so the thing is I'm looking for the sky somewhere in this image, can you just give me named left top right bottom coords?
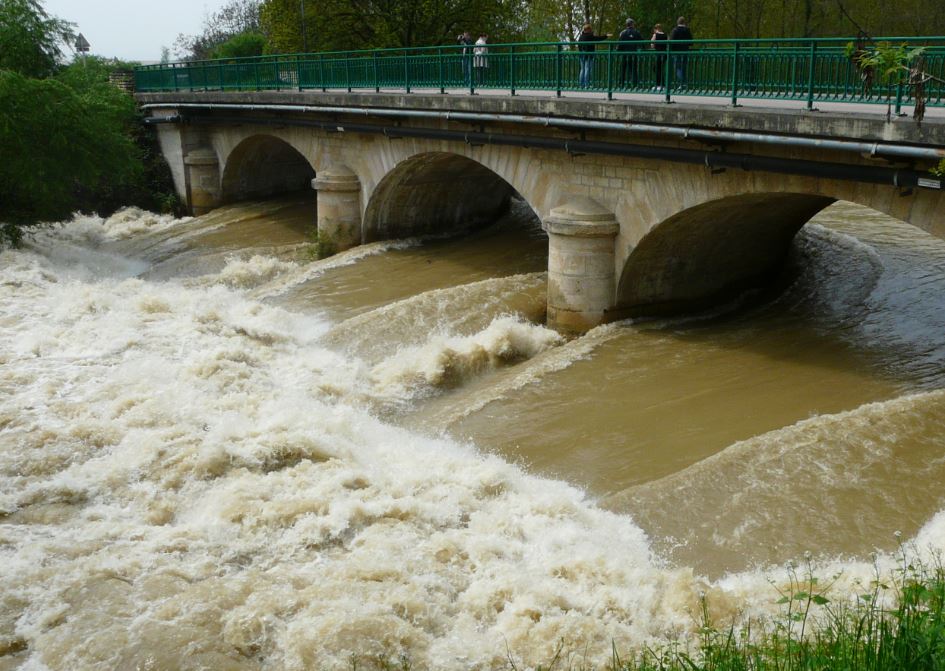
left=43, top=0, right=231, bottom=63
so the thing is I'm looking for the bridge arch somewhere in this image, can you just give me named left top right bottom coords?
left=362, top=152, right=535, bottom=242
left=220, top=134, right=316, bottom=203
left=616, top=192, right=836, bottom=317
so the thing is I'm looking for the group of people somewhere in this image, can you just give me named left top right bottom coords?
left=457, top=31, right=490, bottom=85
left=578, top=17, right=693, bottom=89
left=455, top=17, right=694, bottom=91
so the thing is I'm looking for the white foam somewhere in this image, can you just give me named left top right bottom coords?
left=3, top=207, right=945, bottom=669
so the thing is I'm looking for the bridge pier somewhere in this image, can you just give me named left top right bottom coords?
left=183, top=148, right=222, bottom=216
left=545, top=198, right=620, bottom=333
left=312, top=166, right=362, bottom=253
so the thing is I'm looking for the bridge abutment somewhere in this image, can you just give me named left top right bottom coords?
left=312, top=166, right=363, bottom=253
left=183, top=148, right=221, bottom=216
left=545, top=198, right=620, bottom=333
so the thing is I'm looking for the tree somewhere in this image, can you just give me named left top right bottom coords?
left=0, top=0, right=73, bottom=77
left=260, top=0, right=521, bottom=53
left=0, top=62, right=143, bottom=245
left=208, top=31, right=267, bottom=59
left=174, top=0, right=262, bottom=60
left=0, top=0, right=178, bottom=247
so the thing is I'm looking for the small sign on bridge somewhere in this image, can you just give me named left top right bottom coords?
left=74, top=33, right=90, bottom=53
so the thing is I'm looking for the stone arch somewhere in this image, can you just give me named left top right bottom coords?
left=615, top=192, right=836, bottom=317
left=220, top=134, right=316, bottom=202
left=361, top=152, right=536, bottom=242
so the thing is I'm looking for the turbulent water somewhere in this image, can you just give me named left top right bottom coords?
left=3, top=196, right=945, bottom=669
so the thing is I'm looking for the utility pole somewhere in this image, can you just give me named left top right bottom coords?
left=300, top=0, right=308, bottom=52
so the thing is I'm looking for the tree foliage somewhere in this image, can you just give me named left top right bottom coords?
left=260, top=0, right=521, bottom=53
left=174, top=0, right=262, bottom=60
left=0, top=0, right=73, bottom=77
left=0, top=0, right=178, bottom=247
left=208, top=31, right=267, bottom=59
left=0, top=63, right=143, bottom=244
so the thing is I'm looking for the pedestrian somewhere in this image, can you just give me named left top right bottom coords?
left=474, top=33, right=489, bottom=86
left=669, top=17, right=693, bottom=87
left=577, top=23, right=611, bottom=89
left=617, top=18, right=643, bottom=88
left=651, top=23, right=667, bottom=90
left=457, top=31, right=474, bottom=85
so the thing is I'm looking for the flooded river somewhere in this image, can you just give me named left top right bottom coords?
left=2, top=194, right=945, bottom=669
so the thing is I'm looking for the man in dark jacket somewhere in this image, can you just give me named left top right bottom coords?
left=457, top=31, right=474, bottom=85
left=577, top=23, right=611, bottom=88
left=617, top=18, right=643, bottom=88
left=669, top=17, right=693, bottom=86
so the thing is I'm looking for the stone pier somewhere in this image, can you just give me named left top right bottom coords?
left=183, top=148, right=221, bottom=216
left=312, top=166, right=362, bottom=252
left=545, top=198, right=619, bottom=333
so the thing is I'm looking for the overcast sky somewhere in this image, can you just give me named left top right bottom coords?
left=44, top=0, right=231, bottom=62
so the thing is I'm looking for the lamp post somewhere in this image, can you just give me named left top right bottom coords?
left=300, top=0, right=308, bottom=52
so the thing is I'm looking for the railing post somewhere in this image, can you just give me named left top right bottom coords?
left=510, top=45, right=516, bottom=95
left=606, top=41, right=614, bottom=100
left=805, top=40, right=817, bottom=110
left=730, top=41, right=740, bottom=106
left=374, top=51, right=380, bottom=92
left=297, top=56, right=303, bottom=91
left=254, top=61, right=260, bottom=91
left=664, top=48, right=672, bottom=102
left=346, top=54, right=351, bottom=92
left=404, top=49, right=411, bottom=93
left=556, top=43, right=563, bottom=97
left=320, top=54, right=326, bottom=91
left=438, top=47, right=445, bottom=94
left=218, top=63, right=224, bottom=91
left=894, top=75, right=905, bottom=115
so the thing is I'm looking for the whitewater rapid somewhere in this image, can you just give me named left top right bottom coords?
left=2, top=205, right=944, bottom=670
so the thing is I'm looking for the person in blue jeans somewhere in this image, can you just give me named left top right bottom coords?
left=669, top=17, right=693, bottom=86
left=577, top=23, right=611, bottom=88
left=457, top=31, right=474, bottom=85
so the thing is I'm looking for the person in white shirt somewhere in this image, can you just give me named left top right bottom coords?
left=473, top=34, right=489, bottom=86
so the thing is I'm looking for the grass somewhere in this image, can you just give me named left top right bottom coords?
left=522, top=542, right=945, bottom=671
left=302, top=226, right=337, bottom=260
left=343, top=541, right=945, bottom=671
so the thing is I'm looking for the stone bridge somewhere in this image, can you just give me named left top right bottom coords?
left=137, top=90, right=945, bottom=331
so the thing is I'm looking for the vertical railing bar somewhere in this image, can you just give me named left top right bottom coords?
left=510, top=45, right=516, bottom=95
left=438, top=47, right=445, bottom=94
left=556, top=43, right=563, bottom=97
left=730, top=41, right=740, bottom=105
left=806, top=40, right=817, bottom=110
left=606, top=41, right=614, bottom=100
left=374, top=51, right=380, bottom=93
left=345, top=54, right=351, bottom=92
left=404, top=49, right=411, bottom=93
left=894, top=72, right=905, bottom=115
left=664, top=46, right=672, bottom=102
left=320, top=54, right=326, bottom=91
left=296, top=55, right=303, bottom=91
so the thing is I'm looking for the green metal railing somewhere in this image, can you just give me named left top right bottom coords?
left=135, top=37, right=945, bottom=111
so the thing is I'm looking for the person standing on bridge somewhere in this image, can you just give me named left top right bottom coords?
left=617, top=18, right=643, bottom=88
left=457, top=31, right=474, bottom=86
left=669, top=17, right=693, bottom=87
left=474, top=33, right=489, bottom=86
left=651, top=23, right=668, bottom=90
left=578, top=23, right=612, bottom=89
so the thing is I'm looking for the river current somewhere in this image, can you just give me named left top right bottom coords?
left=2, top=196, right=945, bottom=669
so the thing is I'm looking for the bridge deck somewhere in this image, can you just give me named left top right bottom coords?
left=137, top=88, right=945, bottom=148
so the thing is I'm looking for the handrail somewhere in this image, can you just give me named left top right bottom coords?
left=134, top=36, right=945, bottom=110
